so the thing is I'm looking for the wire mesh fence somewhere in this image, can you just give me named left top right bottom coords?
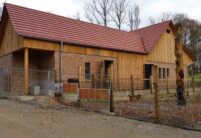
left=0, top=68, right=55, bottom=96
left=112, top=78, right=201, bottom=131
left=54, top=73, right=112, bottom=111
left=0, top=69, right=200, bottom=130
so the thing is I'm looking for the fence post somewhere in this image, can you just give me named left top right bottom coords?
left=24, top=48, right=29, bottom=95
left=94, top=74, right=97, bottom=89
left=100, top=67, right=104, bottom=88
left=109, top=83, right=114, bottom=112
left=192, top=77, right=195, bottom=92
left=153, top=65, right=160, bottom=122
left=150, top=75, right=153, bottom=94
left=166, top=76, right=169, bottom=94
left=92, top=75, right=95, bottom=88
left=131, top=75, right=134, bottom=95
left=154, top=83, right=160, bottom=122
left=78, top=65, right=82, bottom=87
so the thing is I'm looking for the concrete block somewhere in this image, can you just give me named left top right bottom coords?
left=63, top=93, right=78, bottom=102
left=17, top=96, right=34, bottom=102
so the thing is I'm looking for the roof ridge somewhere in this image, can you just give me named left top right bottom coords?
left=4, top=3, right=129, bottom=34
left=130, top=20, right=172, bottom=33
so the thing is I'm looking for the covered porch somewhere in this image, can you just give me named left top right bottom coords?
left=11, top=48, right=55, bottom=95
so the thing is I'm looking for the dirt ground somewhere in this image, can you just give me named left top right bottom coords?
left=0, top=99, right=200, bottom=138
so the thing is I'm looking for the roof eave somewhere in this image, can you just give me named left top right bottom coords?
left=0, top=3, right=9, bottom=45
left=21, top=35, right=148, bottom=55
left=183, top=45, right=196, bottom=61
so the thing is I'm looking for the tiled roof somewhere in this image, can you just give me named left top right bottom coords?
left=2, top=3, right=188, bottom=57
left=4, top=3, right=146, bottom=54
left=130, top=20, right=174, bottom=52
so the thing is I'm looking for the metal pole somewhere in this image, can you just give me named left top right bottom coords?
left=60, top=41, right=63, bottom=83
left=109, top=82, right=114, bottom=112
left=131, top=75, right=134, bottom=95
left=192, top=77, right=195, bottom=92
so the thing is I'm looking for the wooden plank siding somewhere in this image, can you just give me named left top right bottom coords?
left=147, top=26, right=176, bottom=63
left=23, top=37, right=147, bottom=79
left=0, top=18, right=23, bottom=57
left=183, top=50, right=194, bottom=65
left=147, top=26, right=193, bottom=66
left=0, top=18, right=194, bottom=80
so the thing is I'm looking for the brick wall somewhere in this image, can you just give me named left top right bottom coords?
left=55, top=52, right=117, bottom=82
left=0, top=54, right=12, bottom=69
left=11, top=50, right=55, bottom=95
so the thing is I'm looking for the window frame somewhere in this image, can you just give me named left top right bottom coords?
left=159, top=68, right=162, bottom=79
left=163, top=68, right=166, bottom=79
left=85, top=62, right=91, bottom=80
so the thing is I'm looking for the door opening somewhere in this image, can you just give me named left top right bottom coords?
left=144, top=64, right=152, bottom=89
left=104, top=60, right=113, bottom=80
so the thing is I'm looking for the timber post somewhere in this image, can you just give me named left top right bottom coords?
left=24, top=48, right=29, bottom=95
left=78, top=65, right=82, bottom=87
left=166, top=76, right=169, bottom=94
left=94, top=74, right=97, bottom=89
left=154, top=82, right=160, bottom=122
left=92, top=75, right=95, bottom=88
left=100, top=67, right=104, bottom=88
left=153, top=65, right=160, bottom=122
left=150, top=75, right=153, bottom=94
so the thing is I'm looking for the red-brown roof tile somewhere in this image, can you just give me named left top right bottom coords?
left=130, top=20, right=174, bottom=52
left=4, top=3, right=146, bottom=54
left=3, top=3, right=194, bottom=61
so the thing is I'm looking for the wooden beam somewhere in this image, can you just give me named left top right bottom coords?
left=24, top=48, right=29, bottom=95
left=150, top=75, right=153, bottom=94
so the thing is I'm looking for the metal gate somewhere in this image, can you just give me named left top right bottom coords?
left=0, top=68, right=4, bottom=96
left=0, top=68, right=55, bottom=97
left=0, top=68, right=12, bottom=97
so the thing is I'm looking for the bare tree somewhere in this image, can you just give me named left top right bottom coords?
left=84, top=0, right=114, bottom=27
left=172, top=13, right=190, bottom=46
left=148, top=12, right=172, bottom=25
left=110, top=0, right=129, bottom=30
left=148, top=16, right=156, bottom=25
left=127, top=4, right=140, bottom=31
left=173, top=13, right=201, bottom=55
left=188, top=20, right=201, bottom=55
left=173, top=13, right=201, bottom=70
left=72, top=11, right=81, bottom=20
left=159, top=12, right=172, bottom=22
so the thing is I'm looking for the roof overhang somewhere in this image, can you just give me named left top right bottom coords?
left=183, top=45, right=196, bottom=61
left=22, top=35, right=148, bottom=55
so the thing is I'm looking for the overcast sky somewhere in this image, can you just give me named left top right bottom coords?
left=1, top=0, right=201, bottom=27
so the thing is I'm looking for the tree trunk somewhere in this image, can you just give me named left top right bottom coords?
left=175, top=24, right=186, bottom=105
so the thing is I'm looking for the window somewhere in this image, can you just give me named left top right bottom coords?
left=167, top=68, right=169, bottom=77
left=166, top=29, right=170, bottom=33
left=85, top=63, right=90, bottom=80
left=159, top=68, right=162, bottom=79
left=163, top=68, right=166, bottom=79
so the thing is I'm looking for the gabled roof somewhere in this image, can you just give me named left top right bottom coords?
left=130, top=20, right=175, bottom=52
left=183, top=46, right=196, bottom=61
left=3, top=3, right=146, bottom=54
left=0, top=3, right=195, bottom=61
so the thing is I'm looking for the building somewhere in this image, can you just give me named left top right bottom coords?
left=0, top=3, right=195, bottom=95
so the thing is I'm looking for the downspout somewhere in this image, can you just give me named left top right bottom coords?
left=60, top=41, right=64, bottom=83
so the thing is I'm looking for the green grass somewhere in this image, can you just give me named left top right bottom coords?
left=189, top=73, right=201, bottom=87
left=190, top=73, right=201, bottom=79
